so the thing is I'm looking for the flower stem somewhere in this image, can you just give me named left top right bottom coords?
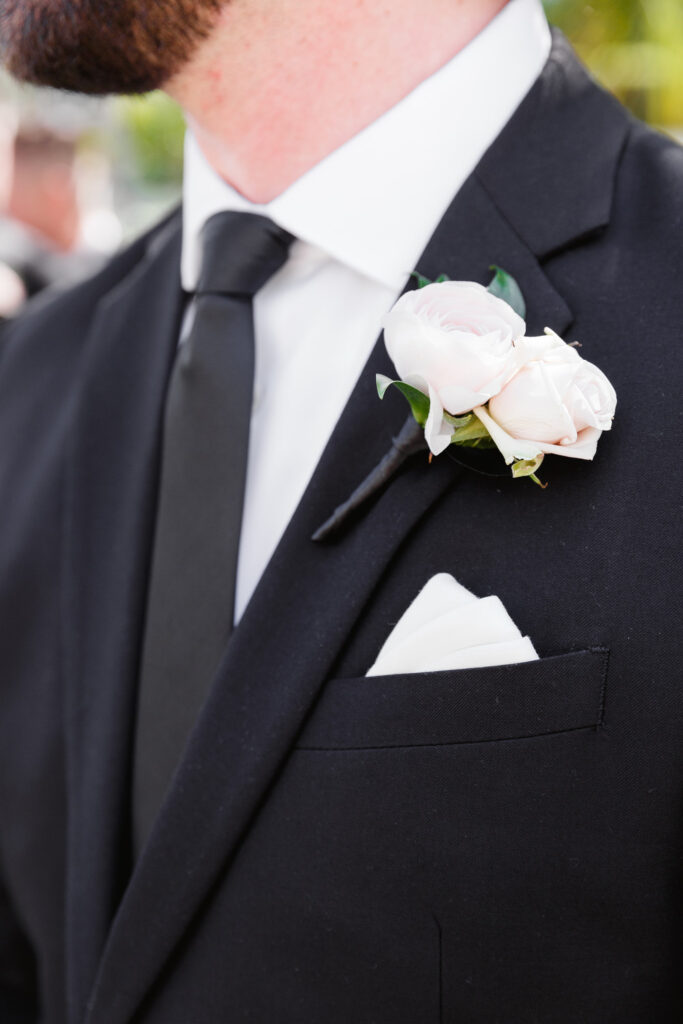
left=312, top=416, right=426, bottom=542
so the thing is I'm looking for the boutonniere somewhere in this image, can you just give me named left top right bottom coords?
left=313, top=268, right=616, bottom=541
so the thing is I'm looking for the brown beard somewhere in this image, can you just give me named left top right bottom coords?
left=0, top=0, right=223, bottom=95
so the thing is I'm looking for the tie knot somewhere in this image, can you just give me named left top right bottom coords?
left=197, top=211, right=293, bottom=296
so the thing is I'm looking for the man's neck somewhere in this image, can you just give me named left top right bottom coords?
left=166, top=0, right=509, bottom=203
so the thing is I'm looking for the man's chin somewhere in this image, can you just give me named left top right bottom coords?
left=0, top=0, right=222, bottom=96
left=2, top=52, right=167, bottom=97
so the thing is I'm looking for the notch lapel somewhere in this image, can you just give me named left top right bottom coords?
left=63, top=214, right=184, bottom=1023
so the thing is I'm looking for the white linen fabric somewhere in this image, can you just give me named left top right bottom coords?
left=367, top=574, right=538, bottom=676
left=181, top=0, right=552, bottom=623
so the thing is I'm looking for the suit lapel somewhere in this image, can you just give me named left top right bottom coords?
left=85, top=33, right=629, bottom=1024
left=63, top=214, right=184, bottom=1023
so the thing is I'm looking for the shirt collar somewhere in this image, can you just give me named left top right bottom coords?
left=182, top=0, right=551, bottom=293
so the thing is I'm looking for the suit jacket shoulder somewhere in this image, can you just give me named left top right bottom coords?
left=615, top=119, right=683, bottom=299
left=0, top=208, right=182, bottom=544
left=0, top=208, right=181, bottom=430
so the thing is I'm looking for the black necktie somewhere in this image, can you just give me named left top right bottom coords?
left=132, top=211, right=293, bottom=857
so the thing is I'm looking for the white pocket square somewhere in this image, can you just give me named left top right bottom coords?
left=367, top=573, right=538, bottom=676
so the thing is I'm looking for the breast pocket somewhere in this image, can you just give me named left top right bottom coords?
left=295, top=647, right=609, bottom=750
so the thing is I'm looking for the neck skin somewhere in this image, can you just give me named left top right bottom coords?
left=166, top=0, right=509, bottom=203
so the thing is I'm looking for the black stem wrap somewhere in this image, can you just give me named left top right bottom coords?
left=312, top=416, right=427, bottom=542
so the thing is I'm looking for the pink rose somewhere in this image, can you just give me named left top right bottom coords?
left=474, top=330, right=617, bottom=464
left=382, top=281, right=525, bottom=455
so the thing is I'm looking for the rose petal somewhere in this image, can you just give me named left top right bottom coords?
left=487, top=361, right=577, bottom=445
left=424, top=384, right=454, bottom=456
left=473, top=405, right=543, bottom=464
left=536, top=426, right=602, bottom=461
left=382, top=281, right=525, bottom=420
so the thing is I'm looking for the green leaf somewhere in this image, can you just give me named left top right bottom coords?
left=376, top=374, right=430, bottom=427
left=487, top=265, right=527, bottom=320
left=409, top=271, right=450, bottom=289
left=450, top=414, right=494, bottom=447
left=443, top=411, right=474, bottom=429
left=376, top=374, right=394, bottom=399
left=465, top=436, right=497, bottom=450
left=511, top=454, right=545, bottom=484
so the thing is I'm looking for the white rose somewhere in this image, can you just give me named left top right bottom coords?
left=474, top=329, right=617, bottom=464
left=382, top=281, right=525, bottom=455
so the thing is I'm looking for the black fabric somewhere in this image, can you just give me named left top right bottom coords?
left=132, top=212, right=292, bottom=858
left=295, top=648, right=609, bottom=749
left=0, top=876, right=38, bottom=1024
left=0, top=33, right=681, bottom=1024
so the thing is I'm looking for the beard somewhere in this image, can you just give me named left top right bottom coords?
left=0, top=0, right=223, bottom=95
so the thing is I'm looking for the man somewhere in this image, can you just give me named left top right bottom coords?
left=0, top=127, right=103, bottom=309
left=0, top=0, right=681, bottom=1021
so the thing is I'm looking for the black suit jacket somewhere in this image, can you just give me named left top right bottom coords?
left=0, top=34, right=681, bottom=1024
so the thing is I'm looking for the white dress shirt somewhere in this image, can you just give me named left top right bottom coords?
left=181, top=0, right=551, bottom=623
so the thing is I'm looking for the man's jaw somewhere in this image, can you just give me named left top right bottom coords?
left=0, top=0, right=223, bottom=95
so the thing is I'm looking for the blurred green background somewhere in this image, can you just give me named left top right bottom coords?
left=545, top=0, right=683, bottom=125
